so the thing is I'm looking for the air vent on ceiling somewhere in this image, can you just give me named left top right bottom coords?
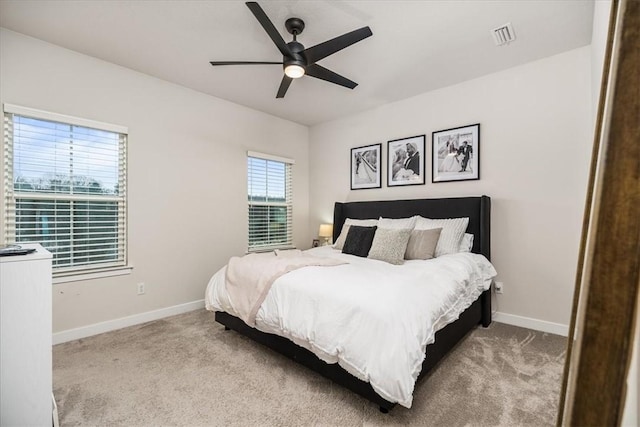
left=492, top=23, right=516, bottom=46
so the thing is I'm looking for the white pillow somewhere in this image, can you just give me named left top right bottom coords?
left=377, top=216, right=417, bottom=230
left=414, top=216, right=469, bottom=257
left=333, top=218, right=378, bottom=250
left=459, top=233, right=474, bottom=253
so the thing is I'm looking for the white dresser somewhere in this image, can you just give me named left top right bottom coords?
left=0, top=244, right=53, bottom=426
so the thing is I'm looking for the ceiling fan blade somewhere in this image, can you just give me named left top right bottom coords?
left=210, top=61, right=283, bottom=66
left=303, top=27, right=372, bottom=64
left=245, top=2, right=293, bottom=58
left=305, top=64, right=357, bottom=89
left=276, top=75, right=293, bottom=98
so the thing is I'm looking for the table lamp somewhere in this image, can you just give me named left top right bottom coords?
left=318, top=224, right=333, bottom=246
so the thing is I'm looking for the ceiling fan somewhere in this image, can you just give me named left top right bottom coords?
left=210, top=1, right=373, bottom=98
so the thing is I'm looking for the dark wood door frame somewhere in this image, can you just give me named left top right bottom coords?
left=558, top=0, right=640, bottom=425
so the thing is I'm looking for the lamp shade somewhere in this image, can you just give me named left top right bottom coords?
left=318, top=224, right=333, bottom=238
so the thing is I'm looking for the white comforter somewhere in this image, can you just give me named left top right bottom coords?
left=205, top=246, right=497, bottom=408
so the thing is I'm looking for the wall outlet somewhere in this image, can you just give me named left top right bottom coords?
left=137, top=282, right=145, bottom=295
left=494, top=281, right=504, bottom=294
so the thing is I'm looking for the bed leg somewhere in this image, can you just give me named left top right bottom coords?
left=224, top=326, right=230, bottom=331
left=481, top=289, right=492, bottom=327
left=379, top=406, right=389, bottom=414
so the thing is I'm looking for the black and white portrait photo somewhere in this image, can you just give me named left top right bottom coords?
left=350, top=143, right=381, bottom=190
left=387, top=135, right=425, bottom=187
left=432, top=124, right=480, bottom=183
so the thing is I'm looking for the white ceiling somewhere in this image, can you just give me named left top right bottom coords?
left=0, top=0, right=594, bottom=126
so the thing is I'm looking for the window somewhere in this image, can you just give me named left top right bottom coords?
left=3, top=104, right=127, bottom=276
left=247, top=151, right=293, bottom=251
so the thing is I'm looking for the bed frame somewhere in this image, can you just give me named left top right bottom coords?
left=215, top=195, right=492, bottom=412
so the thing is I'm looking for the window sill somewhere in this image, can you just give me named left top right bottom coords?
left=52, top=265, right=134, bottom=284
left=247, top=245, right=297, bottom=254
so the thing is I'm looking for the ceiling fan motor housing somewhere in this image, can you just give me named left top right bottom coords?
left=284, top=40, right=307, bottom=70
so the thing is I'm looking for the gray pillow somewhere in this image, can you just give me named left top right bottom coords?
left=368, top=228, right=412, bottom=265
left=405, top=228, right=442, bottom=260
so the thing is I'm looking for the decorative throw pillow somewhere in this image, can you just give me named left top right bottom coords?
left=414, top=216, right=469, bottom=257
left=405, top=228, right=442, bottom=260
left=342, top=225, right=377, bottom=258
left=368, top=228, right=413, bottom=265
left=333, top=218, right=378, bottom=250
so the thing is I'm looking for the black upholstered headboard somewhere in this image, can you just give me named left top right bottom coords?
left=333, top=196, right=491, bottom=260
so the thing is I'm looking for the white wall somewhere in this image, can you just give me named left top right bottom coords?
left=0, top=27, right=596, bottom=336
left=309, top=47, right=592, bottom=329
left=0, top=29, right=310, bottom=333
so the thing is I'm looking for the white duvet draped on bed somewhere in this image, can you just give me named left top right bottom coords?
left=205, top=245, right=497, bottom=408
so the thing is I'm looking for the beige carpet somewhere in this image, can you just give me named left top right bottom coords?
left=53, top=309, right=566, bottom=426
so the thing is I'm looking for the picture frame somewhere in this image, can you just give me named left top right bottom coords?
left=387, top=135, right=426, bottom=187
left=350, top=143, right=381, bottom=190
left=312, top=239, right=320, bottom=248
left=432, top=123, right=480, bottom=183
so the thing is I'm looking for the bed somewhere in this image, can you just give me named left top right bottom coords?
left=206, top=195, right=494, bottom=412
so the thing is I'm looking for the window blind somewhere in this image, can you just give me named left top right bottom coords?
left=247, top=154, right=293, bottom=251
left=3, top=108, right=127, bottom=273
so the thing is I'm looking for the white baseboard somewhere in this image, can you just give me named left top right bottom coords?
left=493, top=311, right=569, bottom=337
left=52, top=302, right=567, bottom=344
left=53, top=300, right=206, bottom=345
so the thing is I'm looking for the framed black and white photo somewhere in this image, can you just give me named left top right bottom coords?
left=387, top=135, right=425, bottom=187
left=432, top=123, right=480, bottom=183
left=350, top=143, right=381, bottom=190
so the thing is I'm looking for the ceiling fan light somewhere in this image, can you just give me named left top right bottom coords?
left=284, top=64, right=305, bottom=78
